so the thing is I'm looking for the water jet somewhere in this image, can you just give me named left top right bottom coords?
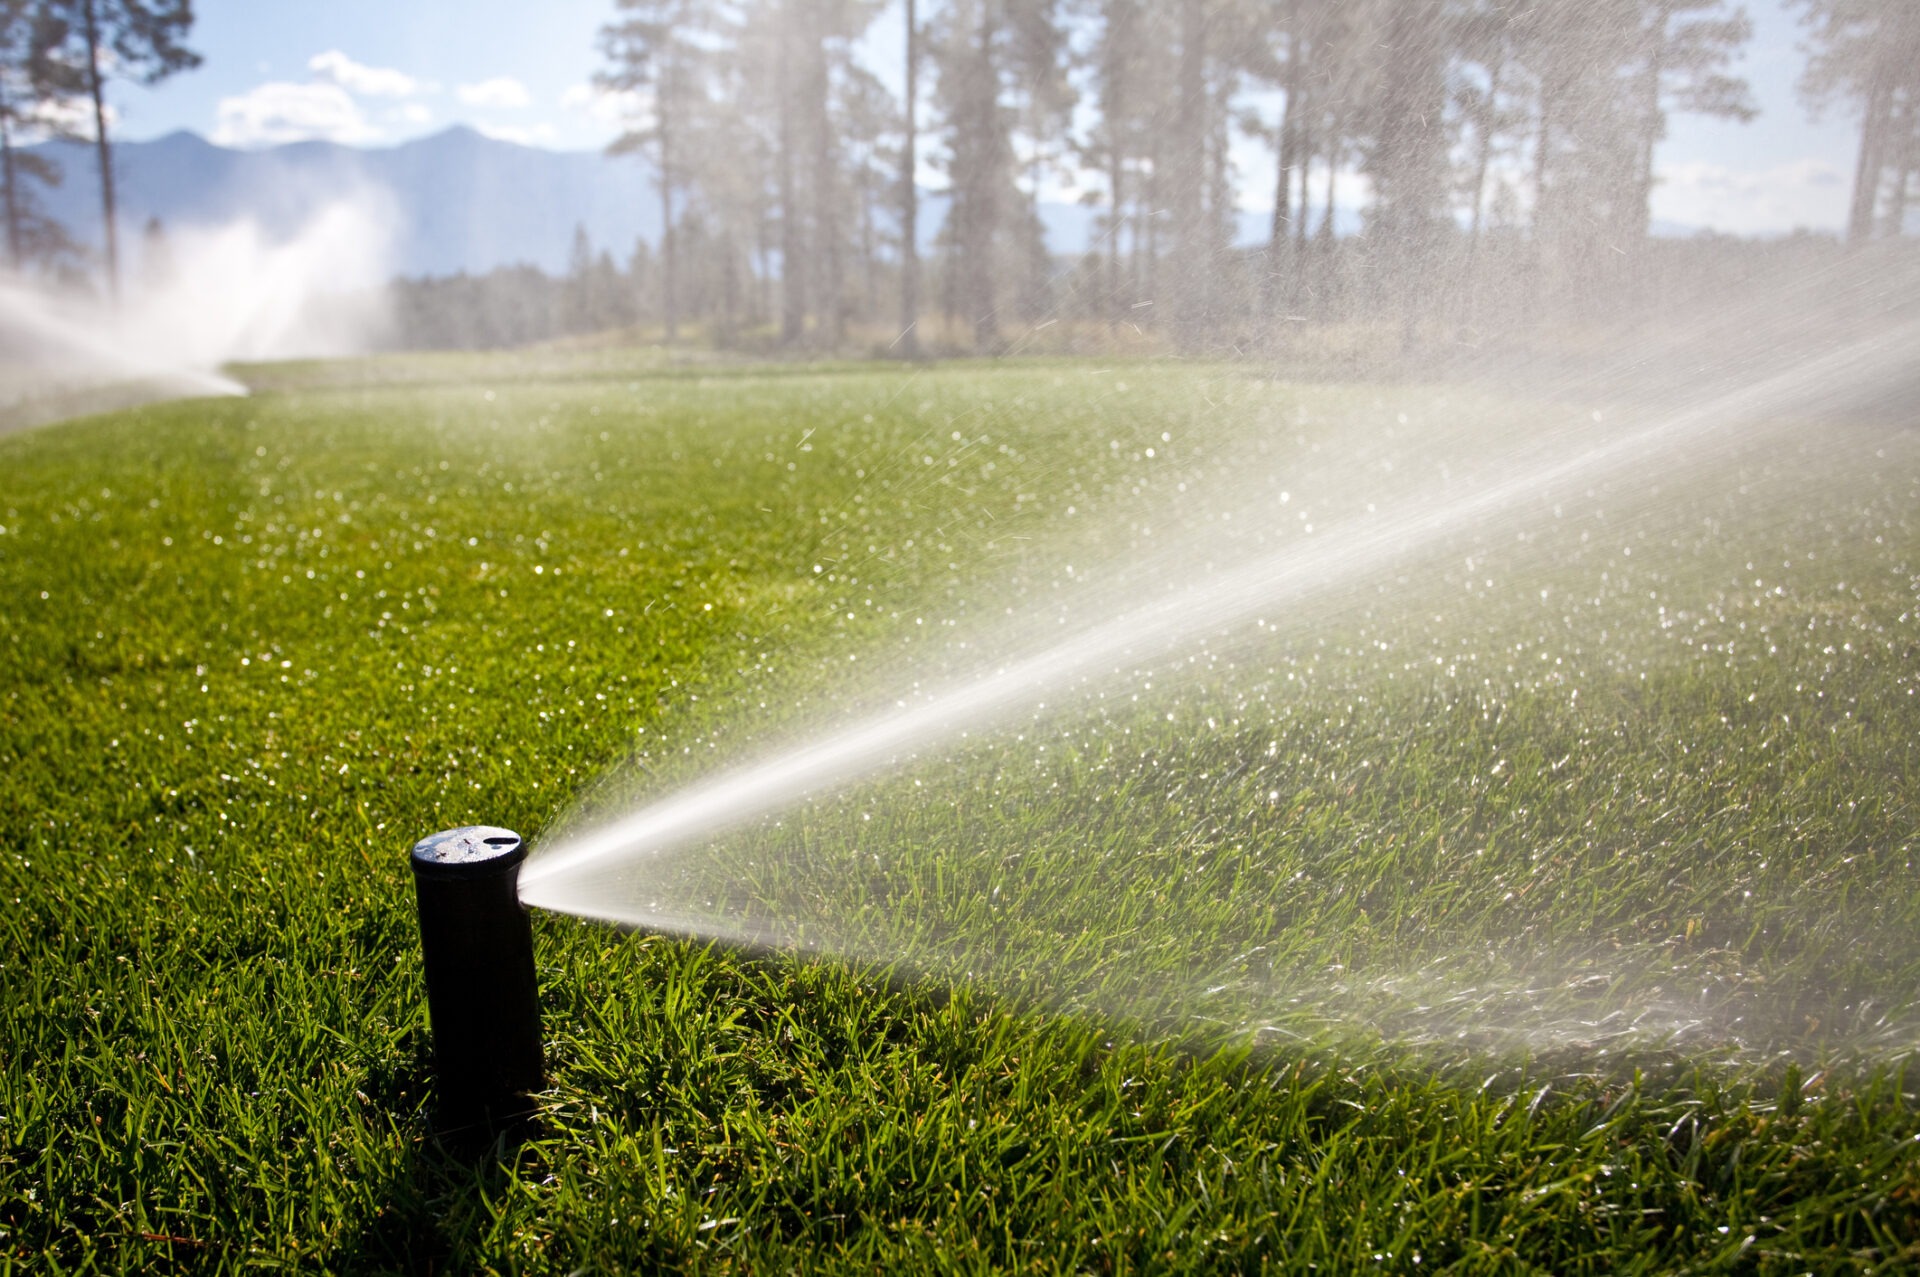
left=409, top=826, right=545, bottom=1135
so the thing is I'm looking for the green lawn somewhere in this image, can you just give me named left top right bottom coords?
left=2, top=353, right=1917, bottom=1273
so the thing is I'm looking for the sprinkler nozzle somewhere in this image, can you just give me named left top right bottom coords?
left=410, top=826, right=545, bottom=1136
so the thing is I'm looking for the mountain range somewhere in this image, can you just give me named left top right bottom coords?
left=24, top=126, right=1368, bottom=282
left=24, top=125, right=1708, bottom=284
left=25, top=127, right=664, bottom=279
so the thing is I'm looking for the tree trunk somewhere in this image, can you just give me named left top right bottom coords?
left=1267, top=26, right=1300, bottom=315
left=1170, top=0, right=1207, bottom=341
left=756, top=198, right=773, bottom=323
left=1206, top=65, right=1233, bottom=318
left=1531, top=86, right=1554, bottom=234
left=1134, top=165, right=1151, bottom=309
left=82, top=0, right=117, bottom=300
left=659, top=107, right=678, bottom=341
left=1141, top=158, right=1156, bottom=310
left=900, top=0, right=920, bottom=356
left=1877, top=90, right=1912, bottom=239
left=1026, top=117, right=1043, bottom=236
left=1272, top=23, right=1299, bottom=255
left=1628, top=4, right=1668, bottom=253
left=720, top=230, right=738, bottom=345
left=806, top=25, right=841, bottom=345
left=1319, top=131, right=1337, bottom=241
left=1463, top=52, right=1503, bottom=327
left=861, top=173, right=877, bottom=318
left=1306, top=130, right=1336, bottom=319
left=1107, top=144, right=1123, bottom=328
left=778, top=3, right=806, bottom=344
left=1528, top=82, right=1555, bottom=319
left=1467, top=54, right=1502, bottom=252
left=1293, top=110, right=1314, bottom=254
left=1, top=76, right=20, bottom=270
left=1847, top=63, right=1893, bottom=246
left=967, top=0, right=999, bottom=350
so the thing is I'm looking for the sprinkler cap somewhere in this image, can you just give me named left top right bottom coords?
left=410, top=826, right=525, bottom=880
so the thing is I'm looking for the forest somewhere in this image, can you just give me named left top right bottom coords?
left=5, top=0, right=1918, bottom=355
left=393, top=0, right=1920, bottom=355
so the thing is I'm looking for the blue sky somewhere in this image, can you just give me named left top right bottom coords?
left=101, top=0, right=1860, bottom=237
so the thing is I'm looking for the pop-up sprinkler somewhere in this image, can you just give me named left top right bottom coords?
left=409, top=826, right=545, bottom=1136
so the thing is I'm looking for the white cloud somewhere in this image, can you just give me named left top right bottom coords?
left=474, top=120, right=557, bottom=147
left=561, top=82, right=645, bottom=126
left=1662, top=157, right=1845, bottom=193
left=308, top=50, right=429, bottom=99
left=1654, top=157, right=1850, bottom=235
left=458, top=77, right=532, bottom=109
left=212, top=82, right=382, bottom=148
left=13, top=95, right=116, bottom=143
left=210, top=50, right=438, bottom=148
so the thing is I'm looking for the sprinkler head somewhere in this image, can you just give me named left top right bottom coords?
left=410, top=826, right=545, bottom=1137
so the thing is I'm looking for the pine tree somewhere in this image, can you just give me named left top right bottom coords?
left=31, top=0, right=197, bottom=298
left=899, top=0, right=922, bottom=354
left=0, top=0, right=77, bottom=274
left=1791, top=0, right=1920, bottom=244
left=697, top=0, right=782, bottom=338
left=1006, top=0, right=1071, bottom=322
left=1074, top=0, right=1153, bottom=325
left=1622, top=1, right=1755, bottom=245
left=932, top=0, right=1014, bottom=348
left=1514, top=0, right=1641, bottom=305
left=599, top=0, right=713, bottom=340
left=837, top=62, right=900, bottom=327
left=1359, top=0, right=1455, bottom=347
left=564, top=223, right=595, bottom=333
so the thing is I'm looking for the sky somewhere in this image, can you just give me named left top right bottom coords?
left=99, top=0, right=1862, bottom=238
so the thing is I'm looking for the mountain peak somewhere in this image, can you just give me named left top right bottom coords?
left=147, top=128, right=215, bottom=149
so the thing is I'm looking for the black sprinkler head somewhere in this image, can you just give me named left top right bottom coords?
left=410, top=826, right=545, bottom=1137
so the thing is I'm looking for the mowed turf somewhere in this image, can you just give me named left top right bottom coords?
left=2, top=353, right=1918, bottom=1273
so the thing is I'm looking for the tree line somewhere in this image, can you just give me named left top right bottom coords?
left=584, top=0, right=1916, bottom=354
left=2, top=0, right=1913, bottom=354
left=388, top=227, right=656, bottom=350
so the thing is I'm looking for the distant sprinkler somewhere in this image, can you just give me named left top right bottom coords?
left=409, top=826, right=545, bottom=1137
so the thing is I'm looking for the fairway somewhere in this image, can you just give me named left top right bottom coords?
left=3, top=353, right=1918, bottom=1272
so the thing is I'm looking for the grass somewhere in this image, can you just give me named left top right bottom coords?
left=1, top=350, right=1917, bottom=1272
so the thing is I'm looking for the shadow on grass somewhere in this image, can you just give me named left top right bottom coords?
left=334, top=1029, right=545, bottom=1276
left=338, top=1146, right=525, bottom=1275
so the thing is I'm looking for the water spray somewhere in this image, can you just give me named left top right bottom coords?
left=519, top=318, right=1920, bottom=938
left=409, top=826, right=545, bottom=1136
